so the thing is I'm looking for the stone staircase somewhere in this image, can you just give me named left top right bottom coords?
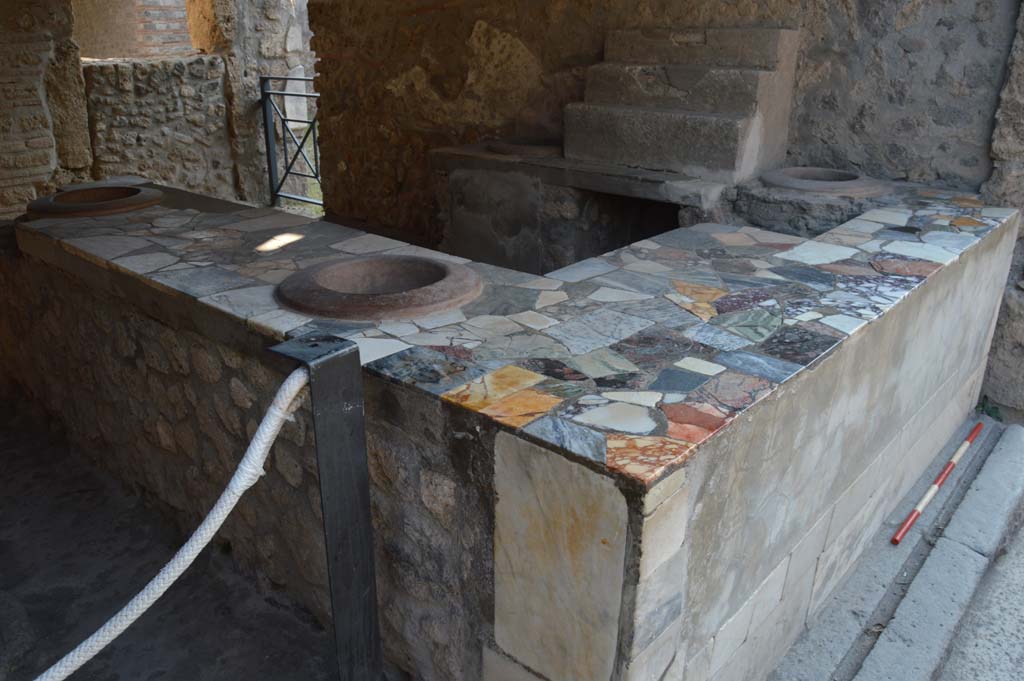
left=564, top=27, right=800, bottom=183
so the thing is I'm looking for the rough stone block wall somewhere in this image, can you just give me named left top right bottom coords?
left=1, top=0, right=317, bottom=214
left=0, top=232, right=497, bottom=679
left=186, top=0, right=318, bottom=205
left=440, top=168, right=678, bottom=275
left=83, top=55, right=235, bottom=198
left=309, top=0, right=1021, bottom=245
left=0, top=0, right=91, bottom=218
left=364, top=375, right=496, bottom=680
left=0, top=238, right=330, bottom=623
left=983, top=7, right=1024, bottom=417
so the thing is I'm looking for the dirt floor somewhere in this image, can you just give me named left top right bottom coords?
left=0, top=402, right=336, bottom=681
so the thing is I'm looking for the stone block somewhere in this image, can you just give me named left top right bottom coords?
left=605, top=28, right=801, bottom=70
left=809, top=485, right=892, bottom=618
left=584, top=63, right=764, bottom=114
left=624, top=617, right=685, bottom=681
left=748, top=555, right=790, bottom=629
left=639, top=484, right=689, bottom=578
left=564, top=103, right=757, bottom=182
left=494, top=432, right=628, bottom=681
left=678, top=642, right=711, bottom=681
left=944, top=425, right=1024, bottom=558
left=784, top=510, right=832, bottom=604
left=631, top=547, right=687, bottom=657
left=482, top=647, right=543, bottom=680
left=825, top=436, right=896, bottom=550
left=709, top=595, right=755, bottom=676
left=853, top=538, right=987, bottom=681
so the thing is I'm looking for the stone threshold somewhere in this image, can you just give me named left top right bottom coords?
left=430, top=143, right=727, bottom=209
left=770, top=419, right=1024, bottom=681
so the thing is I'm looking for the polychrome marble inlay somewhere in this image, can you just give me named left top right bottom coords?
left=16, top=185, right=1017, bottom=486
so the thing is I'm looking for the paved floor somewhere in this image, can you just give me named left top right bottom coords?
left=938, top=528, right=1024, bottom=681
left=0, top=404, right=335, bottom=681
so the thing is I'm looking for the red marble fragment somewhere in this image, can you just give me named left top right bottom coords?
left=871, top=257, right=940, bottom=277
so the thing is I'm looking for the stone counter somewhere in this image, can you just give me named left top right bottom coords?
left=4, top=184, right=1019, bottom=680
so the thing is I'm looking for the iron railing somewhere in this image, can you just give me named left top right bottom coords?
left=260, top=75, right=322, bottom=207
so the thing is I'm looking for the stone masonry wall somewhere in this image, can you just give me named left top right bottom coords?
left=0, top=229, right=496, bottom=679
left=0, top=236, right=331, bottom=624
left=83, top=55, right=235, bottom=198
left=186, top=0, right=318, bottom=205
left=0, top=0, right=317, bottom=217
left=982, top=8, right=1024, bottom=417
left=309, top=0, right=1020, bottom=245
left=0, top=0, right=91, bottom=218
left=364, top=374, right=497, bottom=680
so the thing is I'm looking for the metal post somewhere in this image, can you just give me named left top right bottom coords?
left=260, top=77, right=280, bottom=207
left=272, top=334, right=383, bottom=681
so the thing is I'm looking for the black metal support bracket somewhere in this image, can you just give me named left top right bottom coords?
left=271, top=334, right=382, bottom=681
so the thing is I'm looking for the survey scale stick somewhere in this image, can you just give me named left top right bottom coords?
left=891, top=422, right=984, bottom=545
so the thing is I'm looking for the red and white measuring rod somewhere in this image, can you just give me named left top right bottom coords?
left=891, top=422, right=984, bottom=545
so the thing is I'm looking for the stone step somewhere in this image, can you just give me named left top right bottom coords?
left=563, top=102, right=759, bottom=182
left=584, top=63, right=769, bottom=114
left=605, top=27, right=800, bottom=69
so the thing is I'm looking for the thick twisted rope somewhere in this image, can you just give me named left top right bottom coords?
left=35, top=367, right=311, bottom=681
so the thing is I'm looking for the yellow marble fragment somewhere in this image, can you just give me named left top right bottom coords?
left=951, top=216, right=985, bottom=227
left=672, top=281, right=727, bottom=303
left=442, top=365, right=545, bottom=411
left=479, top=388, right=563, bottom=427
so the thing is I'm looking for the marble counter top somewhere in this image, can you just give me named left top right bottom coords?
left=15, top=184, right=1018, bottom=488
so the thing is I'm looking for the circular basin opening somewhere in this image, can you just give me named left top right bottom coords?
left=276, top=255, right=484, bottom=321
left=26, top=185, right=164, bottom=218
left=53, top=186, right=142, bottom=205
left=314, top=256, right=448, bottom=295
left=761, top=166, right=887, bottom=198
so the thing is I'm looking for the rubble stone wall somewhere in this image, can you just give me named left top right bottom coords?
left=0, top=228, right=496, bottom=679
left=83, top=55, right=235, bottom=198
left=186, top=0, right=317, bottom=205
left=0, top=233, right=330, bottom=623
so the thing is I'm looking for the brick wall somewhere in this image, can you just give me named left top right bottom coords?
left=0, top=0, right=91, bottom=218
left=72, top=0, right=193, bottom=60
left=0, top=33, right=55, bottom=213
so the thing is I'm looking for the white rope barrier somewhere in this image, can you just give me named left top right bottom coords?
left=34, top=367, right=311, bottom=681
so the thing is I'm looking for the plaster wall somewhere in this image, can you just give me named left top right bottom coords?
left=309, top=0, right=1020, bottom=244
left=72, top=0, right=141, bottom=58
